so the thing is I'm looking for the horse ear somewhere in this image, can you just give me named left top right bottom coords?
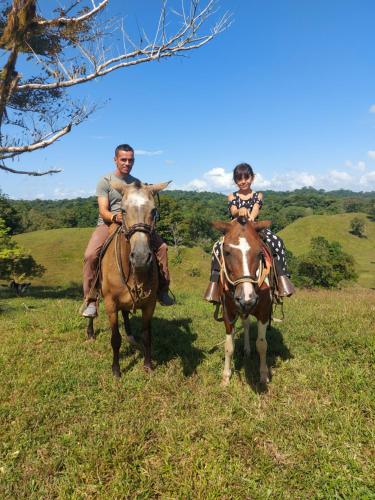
left=146, top=181, right=172, bottom=195
left=212, top=220, right=231, bottom=234
left=253, top=220, right=272, bottom=232
left=110, top=179, right=128, bottom=195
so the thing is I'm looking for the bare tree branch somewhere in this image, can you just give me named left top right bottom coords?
left=0, top=123, right=72, bottom=155
left=37, top=0, right=109, bottom=27
left=0, top=163, right=62, bottom=175
left=0, top=0, right=230, bottom=176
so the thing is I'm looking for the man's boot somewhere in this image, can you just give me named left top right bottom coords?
left=203, top=281, right=221, bottom=304
left=158, top=288, right=175, bottom=306
left=153, top=239, right=175, bottom=306
left=276, top=275, right=295, bottom=297
left=81, top=300, right=98, bottom=317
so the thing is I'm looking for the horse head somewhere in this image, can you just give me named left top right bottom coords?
left=212, top=217, right=272, bottom=316
left=111, top=180, right=170, bottom=273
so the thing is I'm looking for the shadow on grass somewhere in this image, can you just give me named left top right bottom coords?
left=87, top=314, right=205, bottom=377
left=0, top=283, right=82, bottom=300
left=122, top=316, right=205, bottom=377
left=233, top=323, right=293, bottom=394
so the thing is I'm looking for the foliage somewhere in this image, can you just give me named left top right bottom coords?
left=0, top=217, right=44, bottom=280
left=294, top=236, right=357, bottom=288
left=7, top=188, right=375, bottom=243
left=350, top=216, right=366, bottom=237
left=0, top=189, right=22, bottom=233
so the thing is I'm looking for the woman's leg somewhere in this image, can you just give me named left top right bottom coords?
left=260, top=229, right=295, bottom=297
left=203, top=240, right=221, bottom=303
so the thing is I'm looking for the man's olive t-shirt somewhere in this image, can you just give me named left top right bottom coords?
left=96, top=172, right=140, bottom=225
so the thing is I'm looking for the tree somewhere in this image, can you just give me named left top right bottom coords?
left=0, top=189, right=22, bottom=233
left=0, top=0, right=229, bottom=175
left=296, top=236, right=357, bottom=288
left=0, top=217, right=44, bottom=280
left=350, top=216, right=366, bottom=238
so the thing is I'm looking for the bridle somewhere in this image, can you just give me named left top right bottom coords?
left=219, top=239, right=265, bottom=289
left=120, top=207, right=159, bottom=240
left=112, top=205, right=159, bottom=310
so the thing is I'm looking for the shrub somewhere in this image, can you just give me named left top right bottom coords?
left=350, top=217, right=366, bottom=237
left=0, top=218, right=45, bottom=281
left=292, top=236, right=357, bottom=288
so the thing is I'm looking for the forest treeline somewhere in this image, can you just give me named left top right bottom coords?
left=2, top=188, right=374, bottom=248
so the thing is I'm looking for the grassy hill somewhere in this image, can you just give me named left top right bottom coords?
left=279, top=213, right=375, bottom=288
left=1, top=225, right=374, bottom=497
left=12, top=227, right=212, bottom=292
left=12, top=212, right=375, bottom=289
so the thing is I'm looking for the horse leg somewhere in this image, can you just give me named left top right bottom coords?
left=141, top=305, right=154, bottom=372
left=221, top=303, right=235, bottom=386
left=121, top=310, right=139, bottom=348
left=243, top=317, right=251, bottom=356
left=108, top=309, right=121, bottom=378
left=256, top=319, right=269, bottom=384
left=87, top=317, right=95, bottom=340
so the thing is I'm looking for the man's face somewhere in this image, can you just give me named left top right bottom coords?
left=114, top=150, right=135, bottom=176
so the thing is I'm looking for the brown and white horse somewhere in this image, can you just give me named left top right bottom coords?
left=212, top=217, right=273, bottom=386
left=100, top=180, right=169, bottom=377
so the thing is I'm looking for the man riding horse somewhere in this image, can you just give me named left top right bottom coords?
left=81, top=144, right=175, bottom=317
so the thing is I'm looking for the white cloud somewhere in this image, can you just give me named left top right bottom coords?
left=184, top=178, right=209, bottom=191
left=135, top=149, right=163, bottom=156
left=203, top=167, right=233, bottom=189
left=369, top=104, right=375, bottom=113
left=326, top=170, right=352, bottom=185
left=368, top=151, right=375, bottom=160
left=359, top=170, right=375, bottom=187
left=53, top=187, right=95, bottom=199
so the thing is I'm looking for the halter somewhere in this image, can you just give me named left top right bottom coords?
left=120, top=207, right=158, bottom=240
left=219, top=239, right=265, bottom=289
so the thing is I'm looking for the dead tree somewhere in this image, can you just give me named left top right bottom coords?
left=0, top=0, right=230, bottom=175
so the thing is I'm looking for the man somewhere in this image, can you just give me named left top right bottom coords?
left=81, top=143, right=174, bottom=317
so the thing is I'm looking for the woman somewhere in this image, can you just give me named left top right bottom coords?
left=204, top=163, right=295, bottom=303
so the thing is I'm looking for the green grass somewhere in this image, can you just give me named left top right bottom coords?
left=0, top=242, right=374, bottom=497
left=279, top=212, right=375, bottom=288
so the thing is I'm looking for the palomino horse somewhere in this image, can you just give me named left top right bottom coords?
left=212, top=217, right=273, bottom=386
left=92, top=179, right=169, bottom=377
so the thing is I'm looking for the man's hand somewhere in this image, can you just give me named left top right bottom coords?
left=112, top=213, right=122, bottom=224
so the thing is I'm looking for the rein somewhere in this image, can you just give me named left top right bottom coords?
left=112, top=212, right=158, bottom=311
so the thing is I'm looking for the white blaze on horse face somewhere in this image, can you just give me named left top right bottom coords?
left=228, top=237, right=255, bottom=301
left=128, top=191, right=148, bottom=209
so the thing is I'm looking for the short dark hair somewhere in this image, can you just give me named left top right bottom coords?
left=233, top=163, right=255, bottom=182
left=115, top=144, right=134, bottom=156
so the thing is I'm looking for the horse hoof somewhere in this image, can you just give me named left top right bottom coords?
left=143, top=364, right=153, bottom=373
left=221, top=378, right=230, bottom=387
left=112, top=366, right=121, bottom=378
left=260, top=374, right=269, bottom=384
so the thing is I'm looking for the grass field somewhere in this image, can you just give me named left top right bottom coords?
left=1, top=240, right=374, bottom=497
left=279, top=212, right=375, bottom=288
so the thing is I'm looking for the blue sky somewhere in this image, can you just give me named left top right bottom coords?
left=1, top=0, right=375, bottom=199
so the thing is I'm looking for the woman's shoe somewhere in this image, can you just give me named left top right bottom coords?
left=203, top=282, right=221, bottom=303
left=277, top=275, right=295, bottom=297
